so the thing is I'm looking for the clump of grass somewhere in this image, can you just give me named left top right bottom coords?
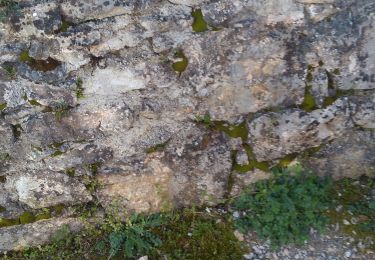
left=233, top=164, right=332, bottom=248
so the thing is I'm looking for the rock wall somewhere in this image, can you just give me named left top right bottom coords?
left=0, top=0, right=374, bottom=251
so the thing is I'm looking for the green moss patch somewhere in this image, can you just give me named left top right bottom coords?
left=19, top=50, right=61, bottom=72
left=300, top=84, right=317, bottom=112
left=172, top=50, right=188, bottom=73
left=192, top=9, right=208, bottom=33
left=0, top=103, right=7, bottom=111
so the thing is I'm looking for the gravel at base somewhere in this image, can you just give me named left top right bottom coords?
left=240, top=229, right=375, bottom=260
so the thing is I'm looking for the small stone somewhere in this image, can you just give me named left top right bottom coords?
left=243, top=253, right=254, bottom=259
left=138, top=256, right=148, bottom=260
left=343, top=219, right=350, bottom=225
left=233, top=211, right=240, bottom=218
left=252, top=245, right=262, bottom=255
left=234, top=230, right=244, bottom=241
left=283, top=249, right=289, bottom=257
left=344, top=251, right=351, bottom=258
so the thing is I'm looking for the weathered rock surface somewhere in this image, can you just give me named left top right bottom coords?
left=0, top=0, right=374, bottom=251
left=0, top=218, right=83, bottom=252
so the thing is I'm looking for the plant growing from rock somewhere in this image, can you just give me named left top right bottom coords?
left=233, top=164, right=332, bottom=247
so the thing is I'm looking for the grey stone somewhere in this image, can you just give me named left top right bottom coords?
left=0, top=218, right=84, bottom=252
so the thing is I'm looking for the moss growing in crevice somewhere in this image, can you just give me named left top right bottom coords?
left=19, top=49, right=61, bottom=72
left=75, top=78, right=84, bottom=99
left=65, top=168, right=76, bottom=177
left=146, top=140, right=169, bottom=154
left=0, top=102, right=7, bottom=111
left=56, top=20, right=74, bottom=33
left=233, top=144, right=270, bottom=172
left=300, top=84, right=317, bottom=112
left=0, top=217, right=20, bottom=228
left=172, top=50, right=188, bottom=74
left=11, top=123, right=22, bottom=140
left=213, top=121, right=248, bottom=142
left=192, top=9, right=208, bottom=33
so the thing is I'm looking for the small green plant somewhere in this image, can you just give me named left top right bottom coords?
left=106, top=213, right=163, bottom=258
left=233, top=164, right=332, bottom=247
left=195, top=114, right=212, bottom=126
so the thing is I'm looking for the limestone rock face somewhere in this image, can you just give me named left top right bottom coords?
left=0, top=0, right=375, bottom=251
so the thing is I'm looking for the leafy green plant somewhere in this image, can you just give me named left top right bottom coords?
left=106, top=213, right=163, bottom=258
left=233, top=164, right=332, bottom=247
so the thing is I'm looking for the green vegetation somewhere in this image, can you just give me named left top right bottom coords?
left=0, top=0, right=17, bottom=22
left=195, top=114, right=213, bottom=127
left=233, top=165, right=332, bottom=247
left=172, top=50, right=188, bottom=73
left=192, top=9, right=208, bottom=33
left=107, top=213, right=163, bottom=258
left=75, top=78, right=84, bottom=99
left=11, top=123, right=22, bottom=140
left=0, top=152, right=10, bottom=163
left=0, top=102, right=6, bottom=111
left=300, top=84, right=317, bottom=112
left=6, top=208, right=245, bottom=259
left=19, top=50, right=61, bottom=72
left=150, top=209, right=246, bottom=259
left=145, top=141, right=169, bottom=154
left=3, top=64, right=16, bottom=78
left=58, top=20, right=73, bottom=33
left=19, top=50, right=33, bottom=63
left=327, top=177, right=375, bottom=250
left=52, top=101, right=71, bottom=121
left=28, top=99, right=42, bottom=106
